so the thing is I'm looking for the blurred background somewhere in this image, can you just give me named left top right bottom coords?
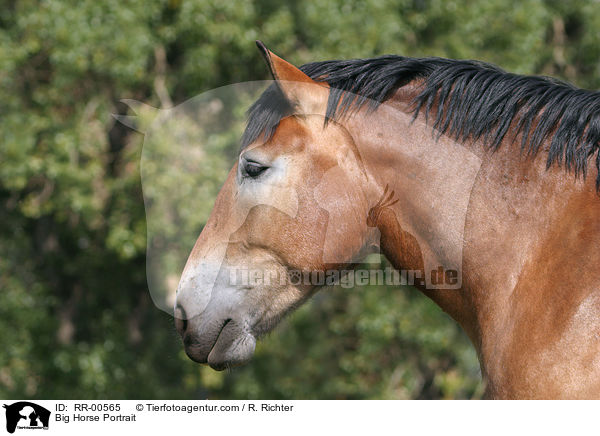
left=2, top=0, right=599, bottom=399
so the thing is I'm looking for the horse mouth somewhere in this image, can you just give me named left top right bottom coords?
left=183, top=318, right=257, bottom=371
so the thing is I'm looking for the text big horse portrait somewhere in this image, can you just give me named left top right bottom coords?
left=173, top=42, right=600, bottom=399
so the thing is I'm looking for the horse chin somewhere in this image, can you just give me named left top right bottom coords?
left=205, top=319, right=257, bottom=371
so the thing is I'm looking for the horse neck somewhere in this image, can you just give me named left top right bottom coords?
left=346, top=94, right=484, bottom=338
left=345, top=88, right=599, bottom=360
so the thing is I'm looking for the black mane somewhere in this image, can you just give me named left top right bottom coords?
left=242, top=55, right=600, bottom=189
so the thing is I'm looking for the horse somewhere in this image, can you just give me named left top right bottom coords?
left=174, top=41, right=600, bottom=399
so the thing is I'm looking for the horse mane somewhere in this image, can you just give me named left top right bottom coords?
left=242, top=55, right=600, bottom=189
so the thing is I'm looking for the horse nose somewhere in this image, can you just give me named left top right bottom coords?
left=174, top=303, right=188, bottom=337
left=173, top=297, right=215, bottom=364
left=174, top=274, right=209, bottom=338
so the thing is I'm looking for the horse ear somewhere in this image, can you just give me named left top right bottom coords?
left=256, top=41, right=328, bottom=116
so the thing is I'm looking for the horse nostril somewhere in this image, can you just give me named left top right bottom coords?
left=174, top=304, right=188, bottom=337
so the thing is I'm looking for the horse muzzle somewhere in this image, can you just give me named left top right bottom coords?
left=175, top=304, right=256, bottom=370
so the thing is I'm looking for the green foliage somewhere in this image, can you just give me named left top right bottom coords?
left=1, top=0, right=597, bottom=399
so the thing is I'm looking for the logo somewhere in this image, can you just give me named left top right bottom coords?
left=3, top=402, right=50, bottom=434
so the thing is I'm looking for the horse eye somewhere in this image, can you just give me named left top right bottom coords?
left=243, top=161, right=268, bottom=178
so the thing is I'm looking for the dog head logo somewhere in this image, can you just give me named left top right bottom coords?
left=3, top=402, right=50, bottom=434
